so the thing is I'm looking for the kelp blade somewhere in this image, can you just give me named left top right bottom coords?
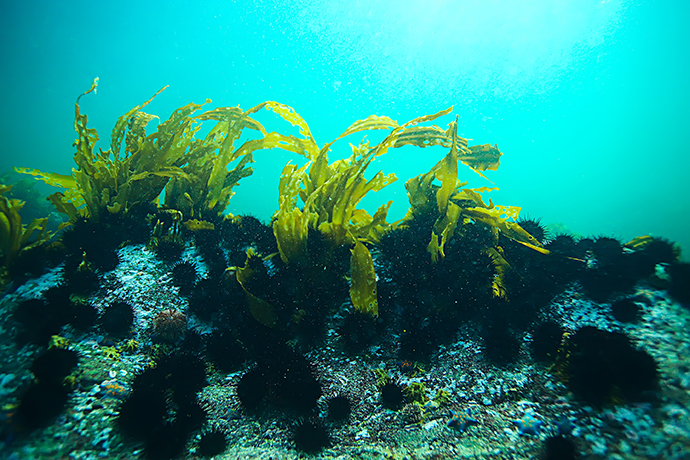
left=349, top=240, right=379, bottom=317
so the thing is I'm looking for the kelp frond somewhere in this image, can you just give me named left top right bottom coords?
left=402, top=115, right=548, bottom=267
left=19, top=81, right=284, bottom=222
left=265, top=105, right=460, bottom=317
left=0, top=184, right=53, bottom=287
left=18, top=81, right=188, bottom=220
left=271, top=106, right=456, bottom=263
left=233, top=249, right=279, bottom=328
left=12, top=83, right=550, bottom=315
left=350, top=240, right=379, bottom=317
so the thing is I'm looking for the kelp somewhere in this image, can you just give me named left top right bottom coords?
left=307, top=143, right=397, bottom=247
left=21, top=81, right=175, bottom=220
left=168, top=100, right=365, bottom=219
left=264, top=106, right=463, bottom=318
left=167, top=103, right=271, bottom=217
left=13, top=81, right=556, bottom=315
left=273, top=162, right=312, bottom=264
left=403, top=116, right=547, bottom=260
left=229, top=105, right=461, bottom=321
left=234, top=249, right=278, bottom=328
left=19, top=80, right=181, bottom=220
left=349, top=240, right=379, bottom=317
left=18, top=80, right=273, bottom=222
left=0, top=184, right=53, bottom=287
left=399, top=117, right=548, bottom=298
left=149, top=209, right=184, bottom=252
left=271, top=106, right=455, bottom=262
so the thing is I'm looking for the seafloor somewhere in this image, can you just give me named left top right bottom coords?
left=1, top=241, right=689, bottom=460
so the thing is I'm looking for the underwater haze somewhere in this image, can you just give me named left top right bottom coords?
left=1, top=0, right=688, bottom=255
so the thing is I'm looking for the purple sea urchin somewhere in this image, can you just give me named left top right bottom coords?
left=152, top=308, right=187, bottom=343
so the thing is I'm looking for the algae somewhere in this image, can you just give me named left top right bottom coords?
left=14, top=82, right=555, bottom=316
left=349, top=240, right=379, bottom=317
left=401, top=116, right=548, bottom=264
left=404, top=382, right=429, bottom=405
left=264, top=106, right=462, bottom=317
left=233, top=250, right=279, bottom=328
left=0, top=184, right=53, bottom=287
left=393, top=116, right=551, bottom=299
left=19, top=81, right=272, bottom=222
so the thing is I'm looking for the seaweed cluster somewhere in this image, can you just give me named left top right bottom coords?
left=0, top=184, right=57, bottom=286
left=2, top=82, right=688, bottom=457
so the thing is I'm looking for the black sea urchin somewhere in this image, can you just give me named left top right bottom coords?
left=171, top=260, right=199, bottom=295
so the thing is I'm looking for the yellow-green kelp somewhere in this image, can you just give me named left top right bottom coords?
left=265, top=106, right=479, bottom=318
left=0, top=184, right=54, bottom=287
left=15, top=82, right=549, bottom=322
left=19, top=81, right=287, bottom=222
left=396, top=116, right=548, bottom=298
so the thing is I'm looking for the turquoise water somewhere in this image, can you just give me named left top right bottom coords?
left=1, top=0, right=688, bottom=255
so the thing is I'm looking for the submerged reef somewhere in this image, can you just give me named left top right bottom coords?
left=1, top=81, right=689, bottom=460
